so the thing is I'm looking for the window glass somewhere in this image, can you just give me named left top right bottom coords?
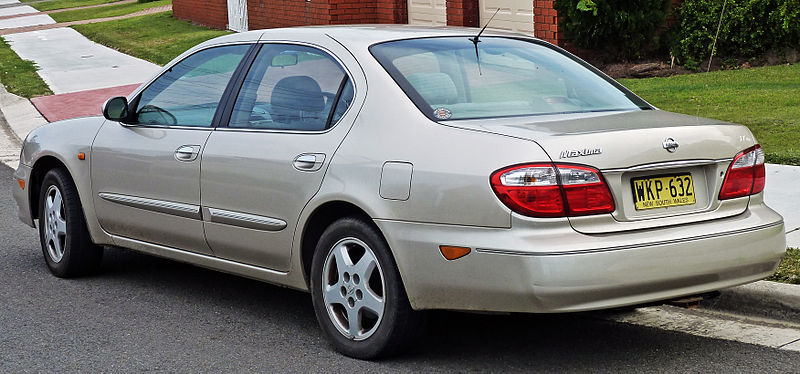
left=229, top=44, right=349, bottom=131
left=135, top=44, right=250, bottom=127
left=329, top=79, right=354, bottom=125
left=370, top=37, right=647, bottom=120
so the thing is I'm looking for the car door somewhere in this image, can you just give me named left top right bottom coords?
left=200, top=41, right=360, bottom=271
left=92, top=44, right=252, bottom=253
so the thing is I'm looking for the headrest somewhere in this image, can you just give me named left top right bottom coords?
left=271, top=76, right=325, bottom=113
left=405, top=72, right=458, bottom=105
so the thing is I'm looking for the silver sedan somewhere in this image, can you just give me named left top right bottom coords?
left=12, top=25, right=786, bottom=359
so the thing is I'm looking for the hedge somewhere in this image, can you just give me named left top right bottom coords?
left=672, top=0, right=800, bottom=69
left=554, top=0, right=800, bottom=66
left=554, top=0, right=671, bottom=59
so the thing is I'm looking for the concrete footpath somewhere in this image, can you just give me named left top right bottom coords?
left=0, top=0, right=163, bottom=124
left=765, top=164, right=800, bottom=247
left=6, top=28, right=159, bottom=94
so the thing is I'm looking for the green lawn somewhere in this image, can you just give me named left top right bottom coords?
left=31, top=0, right=125, bottom=12
left=767, top=248, right=799, bottom=285
left=50, top=0, right=170, bottom=22
left=0, top=37, right=52, bottom=98
left=72, top=11, right=230, bottom=66
left=620, top=64, right=800, bottom=165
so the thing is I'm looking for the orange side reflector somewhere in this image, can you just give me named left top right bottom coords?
left=17, top=179, right=25, bottom=190
left=77, top=152, right=85, bottom=160
left=439, top=245, right=471, bottom=261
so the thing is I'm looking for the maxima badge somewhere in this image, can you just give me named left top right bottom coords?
left=560, top=148, right=602, bottom=159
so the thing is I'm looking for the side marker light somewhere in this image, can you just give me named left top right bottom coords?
left=77, top=152, right=85, bottom=160
left=17, top=179, right=25, bottom=190
left=439, top=245, right=471, bottom=260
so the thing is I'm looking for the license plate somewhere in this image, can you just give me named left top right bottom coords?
left=631, top=173, right=695, bottom=210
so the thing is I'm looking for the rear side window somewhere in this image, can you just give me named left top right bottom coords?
left=135, top=44, right=250, bottom=127
left=370, top=37, right=647, bottom=121
left=228, top=44, right=351, bottom=131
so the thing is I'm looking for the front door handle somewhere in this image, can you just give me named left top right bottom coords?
left=175, top=145, right=200, bottom=162
left=293, top=153, right=326, bottom=171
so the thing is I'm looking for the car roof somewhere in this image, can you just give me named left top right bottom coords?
left=198, top=25, right=540, bottom=50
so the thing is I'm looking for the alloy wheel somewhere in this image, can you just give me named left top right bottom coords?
left=322, top=237, right=386, bottom=341
left=43, top=185, right=67, bottom=263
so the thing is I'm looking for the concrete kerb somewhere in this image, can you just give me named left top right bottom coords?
left=0, top=83, right=47, bottom=141
left=705, top=281, right=800, bottom=325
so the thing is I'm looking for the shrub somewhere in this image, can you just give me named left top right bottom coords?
left=671, top=0, right=800, bottom=68
left=779, top=0, right=800, bottom=44
left=554, top=0, right=671, bottom=59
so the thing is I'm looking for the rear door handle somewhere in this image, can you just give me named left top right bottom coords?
left=293, top=153, right=326, bottom=171
left=175, top=145, right=200, bottom=162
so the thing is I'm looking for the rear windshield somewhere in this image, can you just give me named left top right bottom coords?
left=370, top=37, right=648, bottom=121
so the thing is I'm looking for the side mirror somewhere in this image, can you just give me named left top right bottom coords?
left=102, top=96, right=129, bottom=122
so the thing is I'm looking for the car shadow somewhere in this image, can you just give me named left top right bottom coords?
left=88, top=246, right=768, bottom=371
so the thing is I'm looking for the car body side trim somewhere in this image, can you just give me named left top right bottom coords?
left=111, top=235, right=290, bottom=277
left=475, top=220, right=783, bottom=257
left=203, top=207, right=287, bottom=231
left=98, top=192, right=201, bottom=220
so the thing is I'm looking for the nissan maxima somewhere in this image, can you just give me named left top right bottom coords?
left=12, top=25, right=786, bottom=359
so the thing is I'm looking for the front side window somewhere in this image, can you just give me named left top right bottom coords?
left=228, top=44, right=351, bottom=131
left=135, top=44, right=250, bottom=127
left=370, top=37, right=648, bottom=120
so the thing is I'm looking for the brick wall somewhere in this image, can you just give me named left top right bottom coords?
left=247, top=0, right=402, bottom=29
left=376, top=0, right=407, bottom=24
left=173, top=0, right=229, bottom=29
left=248, top=0, right=333, bottom=29
left=446, top=0, right=479, bottom=27
left=172, top=0, right=579, bottom=48
left=330, top=0, right=377, bottom=24
left=533, top=0, right=561, bottom=45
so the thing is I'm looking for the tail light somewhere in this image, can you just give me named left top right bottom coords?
left=490, top=163, right=615, bottom=218
left=719, top=145, right=766, bottom=200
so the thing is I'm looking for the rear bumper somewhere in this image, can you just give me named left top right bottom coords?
left=378, top=203, right=786, bottom=313
left=13, top=163, right=35, bottom=228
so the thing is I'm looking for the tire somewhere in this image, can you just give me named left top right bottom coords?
left=38, top=168, right=103, bottom=278
left=310, top=217, right=424, bottom=359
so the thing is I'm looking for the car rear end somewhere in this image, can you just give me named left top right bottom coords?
left=362, top=32, right=786, bottom=313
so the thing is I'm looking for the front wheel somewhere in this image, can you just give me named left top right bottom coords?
left=38, top=168, right=103, bottom=278
left=310, top=217, right=424, bottom=359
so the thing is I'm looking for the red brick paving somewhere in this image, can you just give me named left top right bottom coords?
left=31, top=83, right=140, bottom=122
left=0, top=11, right=37, bottom=21
left=0, top=4, right=171, bottom=35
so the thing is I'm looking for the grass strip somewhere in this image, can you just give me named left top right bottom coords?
left=32, top=0, right=125, bottom=12
left=767, top=248, right=799, bottom=284
left=620, top=64, right=800, bottom=166
left=72, top=11, right=230, bottom=66
left=0, top=37, right=52, bottom=98
left=50, top=0, right=170, bottom=23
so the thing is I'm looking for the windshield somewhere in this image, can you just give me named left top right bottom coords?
left=370, top=37, right=648, bottom=120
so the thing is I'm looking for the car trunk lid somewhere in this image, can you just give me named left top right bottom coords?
left=447, top=110, right=757, bottom=233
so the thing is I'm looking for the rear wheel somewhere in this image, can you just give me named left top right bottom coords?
left=38, top=168, right=103, bottom=277
left=310, top=217, right=424, bottom=359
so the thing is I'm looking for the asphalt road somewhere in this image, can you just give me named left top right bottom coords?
left=1, top=163, right=799, bottom=372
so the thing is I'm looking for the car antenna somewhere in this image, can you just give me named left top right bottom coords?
left=469, top=8, right=500, bottom=75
